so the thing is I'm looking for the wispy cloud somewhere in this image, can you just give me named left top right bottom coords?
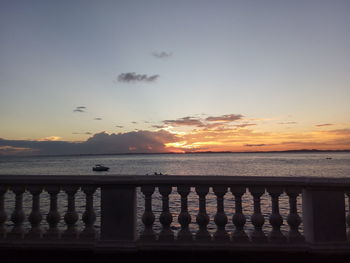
left=245, top=144, right=268, bottom=147
left=161, top=113, right=246, bottom=130
left=163, top=117, right=205, bottom=127
left=152, top=51, right=172, bottom=59
left=72, top=132, right=92, bottom=135
left=117, top=72, right=159, bottom=83
left=205, top=114, right=243, bottom=122
left=315, top=123, right=333, bottom=127
left=94, top=118, right=102, bottom=121
left=235, top=123, right=257, bottom=128
left=278, top=122, right=297, bottom=125
left=115, top=125, right=123, bottom=128
left=152, top=125, right=166, bottom=129
left=325, top=129, right=350, bottom=135
left=73, top=106, right=87, bottom=112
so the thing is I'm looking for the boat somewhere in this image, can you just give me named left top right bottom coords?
left=92, top=164, right=109, bottom=171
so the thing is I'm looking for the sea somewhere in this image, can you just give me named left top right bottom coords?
left=1, top=152, right=349, bottom=235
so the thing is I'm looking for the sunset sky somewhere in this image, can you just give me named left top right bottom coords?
left=1, top=0, right=350, bottom=155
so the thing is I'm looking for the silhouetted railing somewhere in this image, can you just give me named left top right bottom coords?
left=0, top=175, right=349, bottom=252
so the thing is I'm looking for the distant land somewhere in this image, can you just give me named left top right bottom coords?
left=1, top=149, right=349, bottom=158
left=184, top=149, right=350, bottom=154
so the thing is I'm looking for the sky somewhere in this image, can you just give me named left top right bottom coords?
left=0, top=0, right=350, bottom=155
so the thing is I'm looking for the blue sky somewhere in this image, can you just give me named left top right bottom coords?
left=0, top=0, right=349, bottom=154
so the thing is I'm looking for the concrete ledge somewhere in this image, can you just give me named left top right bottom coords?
left=1, top=174, right=350, bottom=188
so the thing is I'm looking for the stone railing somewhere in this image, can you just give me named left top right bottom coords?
left=0, top=175, right=349, bottom=252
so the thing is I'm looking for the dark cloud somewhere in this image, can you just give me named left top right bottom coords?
left=152, top=51, right=172, bottom=58
left=94, top=118, right=102, bottom=120
left=115, top=125, right=124, bottom=128
left=205, top=114, right=243, bottom=122
left=152, top=125, right=166, bottom=129
left=72, top=132, right=92, bottom=135
left=73, top=106, right=87, bottom=112
left=163, top=117, right=205, bottom=127
left=117, top=72, right=159, bottom=83
left=235, top=123, right=256, bottom=128
left=131, top=121, right=138, bottom=124
left=161, top=114, right=247, bottom=129
left=315, top=123, right=333, bottom=127
left=245, top=144, right=268, bottom=147
left=278, top=122, right=297, bottom=125
left=0, top=130, right=178, bottom=156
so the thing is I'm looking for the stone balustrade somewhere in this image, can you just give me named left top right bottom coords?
left=0, top=175, right=349, bottom=252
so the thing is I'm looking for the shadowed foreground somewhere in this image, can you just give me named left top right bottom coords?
left=1, top=249, right=350, bottom=263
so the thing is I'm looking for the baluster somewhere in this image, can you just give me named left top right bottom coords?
left=45, top=186, right=61, bottom=238
left=286, top=187, right=304, bottom=243
left=80, top=186, right=97, bottom=239
left=267, top=187, right=286, bottom=243
left=158, top=186, right=174, bottom=241
left=231, top=186, right=249, bottom=242
left=140, top=186, right=156, bottom=241
left=27, top=186, right=43, bottom=238
left=347, top=193, right=350, bottom=241
left=249, top=187, right=267, bottom=243
left=9, top=186, right=26, bottom=239
left=177, top=185, right=192, bottom=241
left=213, top=186, right=229, bottom=241
left=0, top=186, right=7, bottom=238
left=195, top=186, right=211, bottom=241
left=62, top=186, right=79, bottom=239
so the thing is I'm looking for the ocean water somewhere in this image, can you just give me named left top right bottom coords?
left=1, top=152, right=349, bottom=177
left=0, top=152, right=349, bottom=236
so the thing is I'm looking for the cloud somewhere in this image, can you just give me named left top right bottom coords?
left=278, top=122, right=297, bottom=125
left=245, top=144, right=268, bottom=147
left=163, top=117, right=205, bottom=127
left=73, top=106, right=87, bottom=112
left=325, top=129, right=350, bottom=135
left=0, top=146, right=35, bottom=155
left=115, top=125, right=124, bottom=128
left=161, top=113, right=248, bottom=131
left=152, top=125, right=166, bottom=129
left=117, top=72, right=159, bottom=83
left=131, top=121, right=138, bottom=124
left=72, top=132, right=92, bottom=135
left=315, top=123, right=333, bottom=127
left=0, top=130, right=179, bottom=155
left=37, top=136, right=62, bottom=141
left=94, top=118, right=102, bottom=120
left=235, top=123, right=257, bottom=128
left=152, top=51, right=172, bottom=59
left=205, top=114, right=243, bottom=122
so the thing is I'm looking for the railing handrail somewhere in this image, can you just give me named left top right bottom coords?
left=1, top=174, right=350, bottom=187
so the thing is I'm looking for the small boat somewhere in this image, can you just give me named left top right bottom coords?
left=92, top=164, right=109, bottom=171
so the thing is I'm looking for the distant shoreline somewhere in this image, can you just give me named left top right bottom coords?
left=1, top=149, right=349, bottom=158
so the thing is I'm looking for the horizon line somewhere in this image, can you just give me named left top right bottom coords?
left=1, top=149, right=349, bottom=158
